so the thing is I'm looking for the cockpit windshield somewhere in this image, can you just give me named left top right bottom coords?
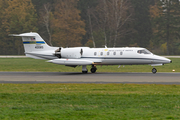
left=137, top=49, right=152, bottom=54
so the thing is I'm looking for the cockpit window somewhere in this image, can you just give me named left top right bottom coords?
left=137, top=49, right=151, bottom=54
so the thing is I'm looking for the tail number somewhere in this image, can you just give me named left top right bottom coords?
left=35, top=46, right=43, bottom=49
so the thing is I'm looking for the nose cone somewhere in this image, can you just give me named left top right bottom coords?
left=166, top=58, right=172, bottom=64
left=153, top=55, right=172, bottom=64
left=161, top=57, right=172, bottom=64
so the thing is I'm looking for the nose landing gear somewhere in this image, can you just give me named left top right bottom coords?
left=152, top=68, right=157, bottom=74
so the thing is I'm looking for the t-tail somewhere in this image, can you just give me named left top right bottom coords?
left=10, top=32, right=59, bottom=60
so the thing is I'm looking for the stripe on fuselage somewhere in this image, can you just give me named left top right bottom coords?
left=23, top=41, right=45, bottom=44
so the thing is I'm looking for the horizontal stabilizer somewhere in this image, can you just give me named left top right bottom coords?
left=9, top=33, right=36, bottom=37
left=48, top=59, right=94, bottom=65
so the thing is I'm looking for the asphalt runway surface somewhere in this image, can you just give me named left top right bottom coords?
left=0, top=72, right=180, bottom=84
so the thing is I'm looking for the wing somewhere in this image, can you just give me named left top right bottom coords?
left=47, top=59, right=94, bottom=65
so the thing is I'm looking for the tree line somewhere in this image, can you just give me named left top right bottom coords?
left=0, top=0, right=179, bottom=55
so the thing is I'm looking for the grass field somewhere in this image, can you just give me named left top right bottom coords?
left=0, top=58, right=180, bottom=119
left=1, top=84, right=180, bottom=119
left=0, top=58, right=179, bottom=72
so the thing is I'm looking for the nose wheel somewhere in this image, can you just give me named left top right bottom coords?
left=152, top=68, right=157, bottom=74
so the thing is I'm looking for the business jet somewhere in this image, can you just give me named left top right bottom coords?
left=10, top=32, right=172, bottom=74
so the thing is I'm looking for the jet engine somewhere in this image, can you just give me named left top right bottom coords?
left=55, top=47, right=84, bottom=59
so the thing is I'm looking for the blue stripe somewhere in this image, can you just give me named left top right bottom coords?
left=23, top=41, right=45, bottom=44
left=36, top=41, right=45, bottom=44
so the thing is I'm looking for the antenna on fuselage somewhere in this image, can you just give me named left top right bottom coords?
left=102, top=45, right=107, bottom=48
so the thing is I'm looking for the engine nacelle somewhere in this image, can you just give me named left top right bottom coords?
left=61, top=47, right=84, bottom=59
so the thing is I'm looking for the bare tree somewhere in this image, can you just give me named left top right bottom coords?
left=40, top=3, right=53, bottom=46
left=87, top=6, right=96, bottom=48
left=91, top=0, right=133, bottom=47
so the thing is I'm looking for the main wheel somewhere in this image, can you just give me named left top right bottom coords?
left=91, top=67, right=97, bottom=73
left=82, top=70, right=88, bottom=74
left=152, top=68, right=157, bottom=74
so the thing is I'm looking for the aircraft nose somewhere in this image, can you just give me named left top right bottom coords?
left=158, top=56, right=172, bottom=64
left=167, top=59, right=172, bottom=63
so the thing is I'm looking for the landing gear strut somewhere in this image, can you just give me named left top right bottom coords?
left=82, top=65, right=88, bottom=74
left=152, top=68, right=157, bottom=74
left=91, top=65, right=97, bottom=73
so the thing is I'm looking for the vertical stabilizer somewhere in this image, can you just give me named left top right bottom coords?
left=10, top=32, right=58, bottom=60
left=10, top=32, right=54, bottom=53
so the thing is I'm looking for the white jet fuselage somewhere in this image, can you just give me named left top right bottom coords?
left=49, top=47, right=171, bottom=66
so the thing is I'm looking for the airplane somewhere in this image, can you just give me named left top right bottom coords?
left=10, top=32, right=172, bottom=74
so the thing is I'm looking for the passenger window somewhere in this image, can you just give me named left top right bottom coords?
left=101, top=52, right=103, bottom=56
left=120, top=52, right=123, bottom=55
left=107, top=52, right=109, bottom=55
left=94, top=52, right=97, bottom=56
left=113, top=52, right=116, bottom=55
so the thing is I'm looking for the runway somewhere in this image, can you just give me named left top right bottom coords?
left=0, top=72, right=180, bottom=84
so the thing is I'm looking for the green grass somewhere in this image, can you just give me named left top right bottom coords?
left=0, top=58, right=179, bottom=72
left=1, top=84, right=180, bottom=119
left=0, top=58, right=180, bottom=119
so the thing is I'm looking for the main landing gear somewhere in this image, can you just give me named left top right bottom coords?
left=90, top=65, right=97, bottom=73
left=82, top=65, right=88, bottom=74
left=152, top=68, right=157, bottom=74
left=82, top=65, right=97, bottom=74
